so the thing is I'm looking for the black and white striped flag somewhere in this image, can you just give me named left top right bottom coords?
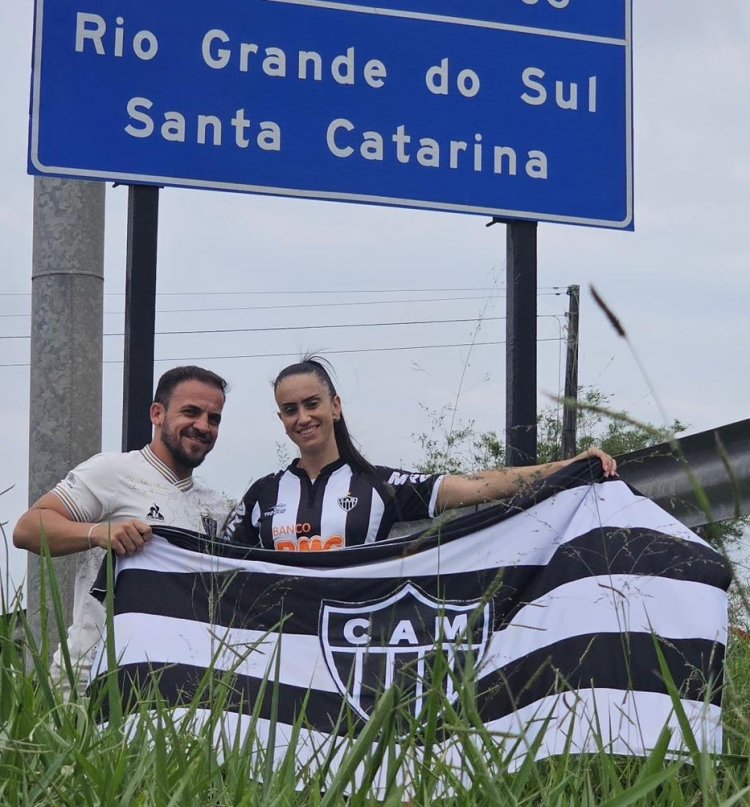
left=90, top=461, right=731, bottom=782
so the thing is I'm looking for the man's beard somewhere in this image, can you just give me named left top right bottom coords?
left=160, top=427, right=211, bottom=470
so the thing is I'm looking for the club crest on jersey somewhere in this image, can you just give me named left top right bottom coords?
left=319, top=582, right=492, bottom=723
left=337, top=494, right=358, bottom=512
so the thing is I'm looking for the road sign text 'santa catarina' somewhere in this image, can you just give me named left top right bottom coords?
left=28, top=0, right=633, bottom=228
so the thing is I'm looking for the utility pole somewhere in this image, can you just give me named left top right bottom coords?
left=561, top=284, right=580, bottom=458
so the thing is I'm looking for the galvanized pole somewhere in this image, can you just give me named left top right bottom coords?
left=27, top=177, right=105, bottom=653
left=561, top=284, right=580, bottom=459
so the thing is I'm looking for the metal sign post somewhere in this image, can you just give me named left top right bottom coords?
left=505, top=221, right=538, bottom=467
left=122, top=185, right=159, bottom=451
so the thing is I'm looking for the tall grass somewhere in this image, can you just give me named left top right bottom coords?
left=2, top=551, right=750, bottom=806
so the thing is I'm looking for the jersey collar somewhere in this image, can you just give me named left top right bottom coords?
left=289, top=456, right=346, bottom=481
left=141, top=445, right=194, bottom=491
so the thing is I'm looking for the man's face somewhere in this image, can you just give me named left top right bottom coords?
left=150, top=380, right=224, bottom=473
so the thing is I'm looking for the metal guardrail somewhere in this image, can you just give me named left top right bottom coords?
left=390, top=419, right=750, bottom=538
left=616, top=419, right=750, bottom=528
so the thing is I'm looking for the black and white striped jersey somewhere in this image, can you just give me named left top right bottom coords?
left=223, top=458, right=444, bottom=551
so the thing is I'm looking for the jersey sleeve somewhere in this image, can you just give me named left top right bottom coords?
left=222, top=485, right=261, bottom=546
left=51, top=453, right=117, bottom=523
left=377, top=466, right=445, bottom=521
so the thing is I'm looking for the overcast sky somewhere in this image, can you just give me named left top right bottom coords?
left=3, top=1, right=750, bottom=600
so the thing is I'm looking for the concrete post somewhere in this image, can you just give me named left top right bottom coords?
left=27, top=177, right=105, bottom=655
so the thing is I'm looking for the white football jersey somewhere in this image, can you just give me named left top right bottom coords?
left=49, top=446, right=234, bottom=689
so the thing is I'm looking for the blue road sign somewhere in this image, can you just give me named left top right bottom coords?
left=29, top=0, right=633, bottom=228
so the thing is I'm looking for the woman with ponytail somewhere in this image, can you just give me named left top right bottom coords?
left=223, top=356, right=616, bottom=551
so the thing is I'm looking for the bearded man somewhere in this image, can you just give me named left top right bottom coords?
left=14, top=365, right=234, bottom=691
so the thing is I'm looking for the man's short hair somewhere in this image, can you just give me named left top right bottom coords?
left=153, top=366, right=228, bottom=407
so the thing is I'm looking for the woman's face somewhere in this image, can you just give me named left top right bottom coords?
left=275, top=373, right=342, bottom=457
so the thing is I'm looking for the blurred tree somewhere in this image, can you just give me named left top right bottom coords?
left=413, top=388, right=747, bottom=545
left=414, top=388, right=683, bottom=472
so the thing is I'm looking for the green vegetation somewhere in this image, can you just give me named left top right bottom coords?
left=413, top=388, right=684, bottom=474
left=0, top=549, right=748, bottom=805
left=413, top=388, right=748, bottom=548
left=1, top=603, right=749, bottom=804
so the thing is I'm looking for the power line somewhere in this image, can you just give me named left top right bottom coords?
left=0, top=336, right=565, bottom=368
left=152, top=294, right=500, bottom=315
left=110, top=288, right=499, bottom=296
left=0, top=294, right=500, bottom=318
left=0, top=286, right=569, bottom=299
left=142, top=316, right=506, bottom=337
left=122, top=336, right=566, bottom=364
left=2, top=288, right=499, bottom=297
left=0, top=313, right=567, bottom=340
